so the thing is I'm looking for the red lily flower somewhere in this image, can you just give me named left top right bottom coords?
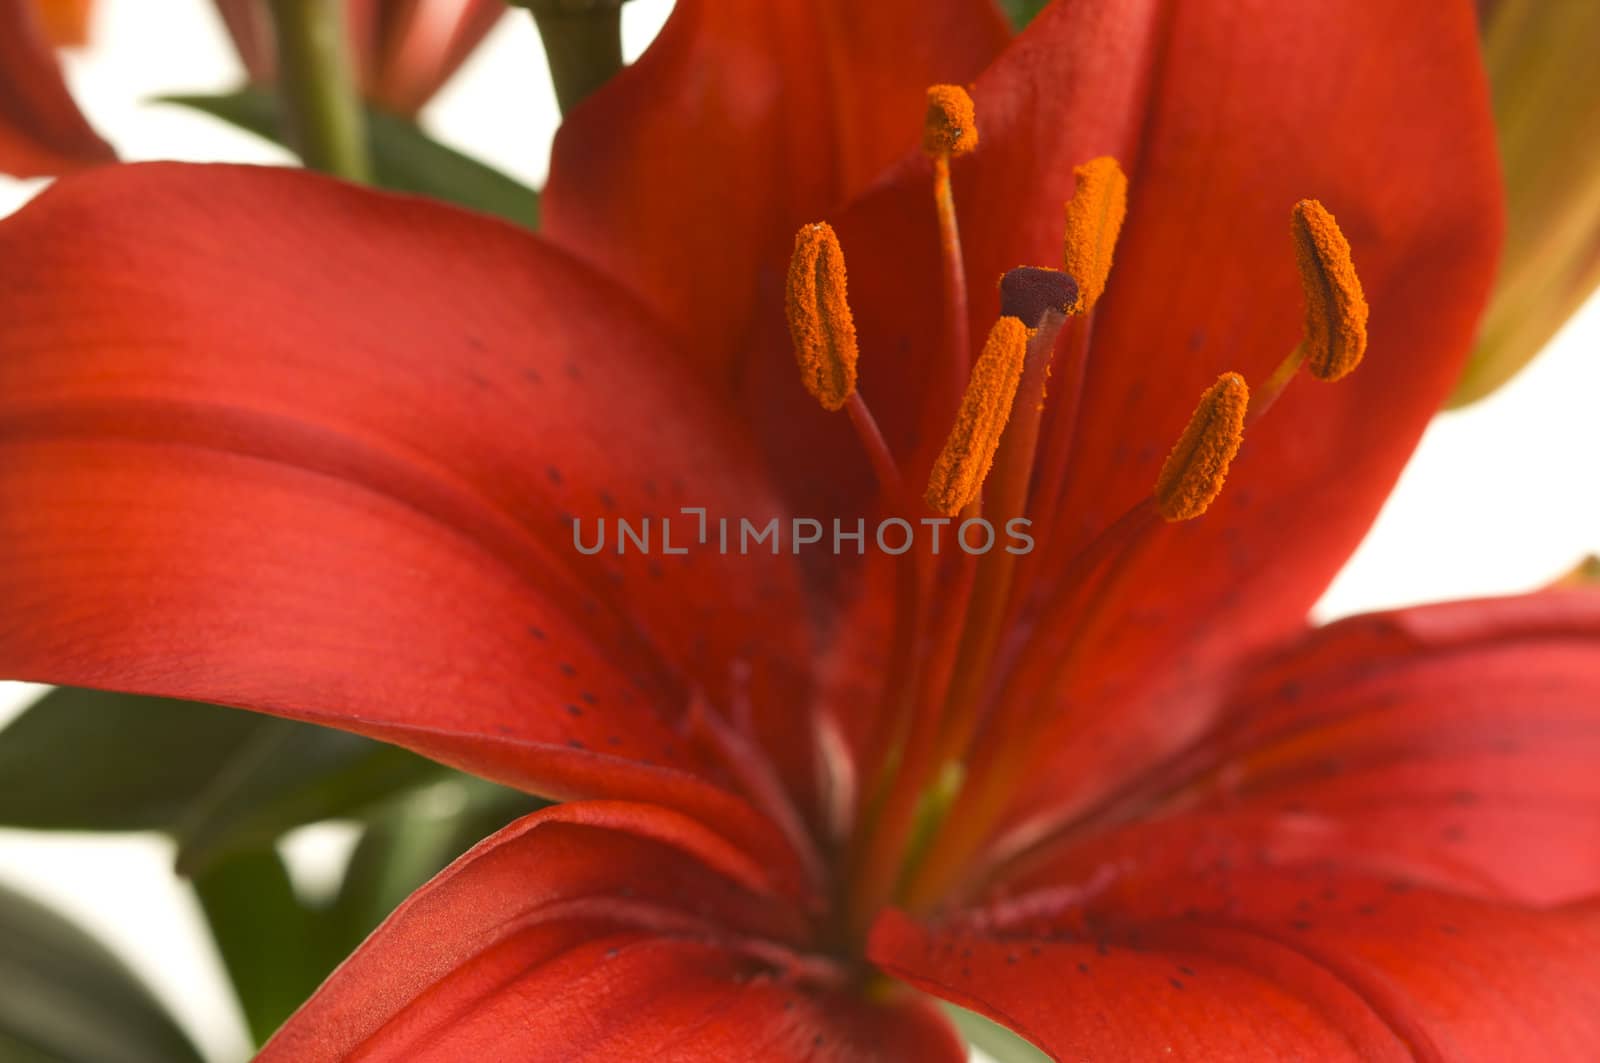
left=0, top=0, right=114, bottom=177
left=3, top=0, right=1597, bottom=1058
left=213, top=0, right=506, bottom=117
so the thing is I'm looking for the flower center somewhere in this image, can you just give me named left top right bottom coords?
left=784, top=85, right=1369, bottom=945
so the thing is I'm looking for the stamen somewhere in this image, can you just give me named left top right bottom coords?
left=924, top=316, right=1030, bottom=516
left=1154, top=372, right=1249, bottom=522
left=922, top=84, right=978, bottom=416
left=1062, top=156, right=1128, bottom=313
left=922, top=84, right=978, bottom=158
left=785, top=222, right=858, bottom=411
left=1291, top=199, right=1368, bottom=381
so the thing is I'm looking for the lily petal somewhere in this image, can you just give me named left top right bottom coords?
left=345, top=0, right=505, bottom=116
left=0, top=0, right=114, bottom=177
left=867, top=0, right=1502, bottom=833
left=995, top=592, right=1600, bottom=907
left=827, top=0, right=1498, bottom=570
left=0, top=163, right=813, bottom=876
left=877, top=839, right=1600, bottom=1061
left=541, top=0, right=1010, bottom=388
left=263, top=802, right=964, bottom=1062
left=1160, top=591, right=1600, bottom=905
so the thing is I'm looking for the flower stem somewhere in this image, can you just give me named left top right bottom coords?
left=266, top=0, right=371, bottom=182
left=519, top=0, right=627, bottom=116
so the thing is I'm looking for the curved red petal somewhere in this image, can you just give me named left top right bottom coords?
left=263, top=802, right=963, bottom=1062
left=542, top=0, right=1009, bottom=388
left=0, top=163, right=815, bottom=876
left=0, top=0, right=114, bottom=177
left=1035, top=0, right=1503, bottom=785
left=995, top=593, right=1600, bottom=906
left=864, top=0, right=1503, bottom=834
left=1151, top=591, right=1600, bottom=905
left=369, top=0, right=505, bottom=116
left=847, top=0, right=1499, bottom=563
left=879, top=855, right=1600, bottom=1060
left=211, top=0, right=275, bottom=82
left=874, top=909, right=1401, bottom=1061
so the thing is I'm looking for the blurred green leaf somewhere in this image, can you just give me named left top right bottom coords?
left=173, top=719, right=442, bottom=876
left=997, top=0, right=1051, bottom=30
left=0, top=688, right=263, bottom=831
left=324, top=778, right=545, bottom=961
left=161, top=88, right=539, bottom=227
left=192, top=848, right=324, bottom=1047
left=942, top=1004, right=1051, bottom=1062
left=0, top=879, right=205, bottom=1063
left=0, top=687, right=449, bottom=867
left=0, top=1031, right=65, bottom=1063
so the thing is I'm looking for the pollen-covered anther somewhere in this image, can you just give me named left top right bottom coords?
left=785, top=222, right=858, bottom=411
left=922, top=84, right=978, bottom=158
left=1062, top=156, right=1128, bottom=313
left=1154, top=372, right=1249, bottom=522
left=925, top=316, right=1030, bottom=515
left=999, top=266, right=1079, bottom=328
left=1292, top=199, right=1368, bottom=381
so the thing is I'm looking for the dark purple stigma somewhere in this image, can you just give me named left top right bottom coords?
left=999, top=266, right=1079, bottom=327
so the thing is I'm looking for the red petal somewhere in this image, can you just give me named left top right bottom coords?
left=874, top=909, right=1402, bottom=1061
left=211, top=0, right=274, bottom=82
left=0, top=0, right=114, bottom=177
left=871, top=0, right=1502, bottom=832
left=368, top=0, right=506, bottom=116
left=541, top=0, right=1009, bottom=388
left=993, top=593, right=1600, bottom=907
left=854, top=0, right=1498, bottom=577
left=0, top=163, right=815, bottom=879
left=263, top=802, right=964, bottom=1062
left=877, top=862, right=1600, bottom=1060
left=1144, top=591, right=1600, bottom=905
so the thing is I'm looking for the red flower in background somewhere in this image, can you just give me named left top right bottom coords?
left=0, top=0, right=113, bottom=176
left=212, top=0, right=504, bottom=118
left=0, top=0, right=502, bottom=178
left=2, top=0, right=1598, bottom=1058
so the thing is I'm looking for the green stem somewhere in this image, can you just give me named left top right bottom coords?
left=266, top=0, right=371, bottom=182
left=519, top=1, right=626, bottom=116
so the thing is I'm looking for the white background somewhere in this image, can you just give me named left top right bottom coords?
left=0, top=1, right=1595, bottom=1059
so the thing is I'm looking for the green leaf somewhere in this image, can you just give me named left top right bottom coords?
left=0, top=879, right=205, bottom=1063
left=324, top=778, right=545, bottom=962
left=0, top=688, right=264, bottom=832
left=192, top=847, right=325, bottom=1047
left=173, top=719, right=443, bottom=876
left=997, top=0, right=1052, bottom=30
left=161, top=88, right=539, bottom=227
left=0, top=688, right=443, bottom=857
left=942, top=1004, right=1052, bottom=1063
